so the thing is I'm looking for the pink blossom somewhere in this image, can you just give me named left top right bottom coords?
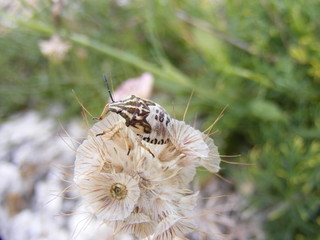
left=112, top=73, right=154, bottom=101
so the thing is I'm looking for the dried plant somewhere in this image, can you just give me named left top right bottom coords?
left=74, top=106, right=221, bottom=239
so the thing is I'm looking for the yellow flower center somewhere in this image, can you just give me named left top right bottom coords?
left=110, top=183, right=127, bottom=200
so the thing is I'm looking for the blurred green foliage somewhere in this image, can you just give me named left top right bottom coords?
left=0, top=0, right=319, bottom=239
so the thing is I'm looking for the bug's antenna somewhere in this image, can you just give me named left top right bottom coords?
left=103, top=74, right=115, bottom=102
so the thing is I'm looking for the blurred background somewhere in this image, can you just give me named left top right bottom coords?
left=0, top=0, right=319, bottom=240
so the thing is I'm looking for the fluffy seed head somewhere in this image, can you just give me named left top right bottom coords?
left=75, top=172, right=140, bottom=221
left=74, top=105, right=222, bottom=239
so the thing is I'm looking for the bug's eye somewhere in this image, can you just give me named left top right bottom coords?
left=117, top=110, right=122, bottom=114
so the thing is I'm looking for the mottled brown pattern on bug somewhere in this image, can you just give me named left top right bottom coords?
left=108, top=95, right=154, bottom=134
left=98, top=95, right=172, bottom=145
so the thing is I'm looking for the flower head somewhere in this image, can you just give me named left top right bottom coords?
left=76, top=172, right=140, bottom=221
left=159, top=119, right=221, bottom=172
left=114, top=213, right=157, bottom=238
left=74, top=101, right=222, bottom=239
left=153, top=215, right=195, bottom=240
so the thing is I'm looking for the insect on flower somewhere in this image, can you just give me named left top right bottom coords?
left=94, top=75, right=173, bottom=146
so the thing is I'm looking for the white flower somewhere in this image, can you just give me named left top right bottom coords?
left=150, top=197, right=178, bottom=221
left=74, top=113, right=135, bottom=178
left=39, top=35, right=71, bottom=63
left=153, top=215, right=195, bottom=240
left=170, top=119, right=209, bottom=158
left=114, top=213, right=157, bottom=238
left=200, top=134, right=221, bottom=173
left=169, top=119, right=221, bottom=172
left=76, top=173, right=140, bottom=221
left=74, top=102, right=222, bottom=239
left=177, top=192, right=198, bottom=217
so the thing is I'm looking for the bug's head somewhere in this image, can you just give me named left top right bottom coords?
left=102, top=75, right=151, bottom=133
left=108, top=95, right=149, bottom=129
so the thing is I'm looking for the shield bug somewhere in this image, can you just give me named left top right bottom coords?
left=95, top=75, right=173, bottom=146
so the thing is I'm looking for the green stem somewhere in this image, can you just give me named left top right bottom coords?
left=69, top=33, right=193, bottom=88
left=13, top=19, right=228, bottom=104
left=16, top=19, right=193, bottom=88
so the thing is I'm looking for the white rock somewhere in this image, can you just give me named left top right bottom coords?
left=0, top=162, right=23, bottom=201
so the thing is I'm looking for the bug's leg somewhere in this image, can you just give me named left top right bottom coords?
left=143, top=144, right=155, bottom=158
left=95, top=121, right=123, bottom=137
left=135, top=135, right=155, bottom=158
left=93, top=104, right=109, bottom=121
left=96, top=130, right=107, bottom=137
left=125, top=129, right=133, bottom=155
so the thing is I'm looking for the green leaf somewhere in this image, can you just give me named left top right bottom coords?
left=248, top=100, right=287, bottom=121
